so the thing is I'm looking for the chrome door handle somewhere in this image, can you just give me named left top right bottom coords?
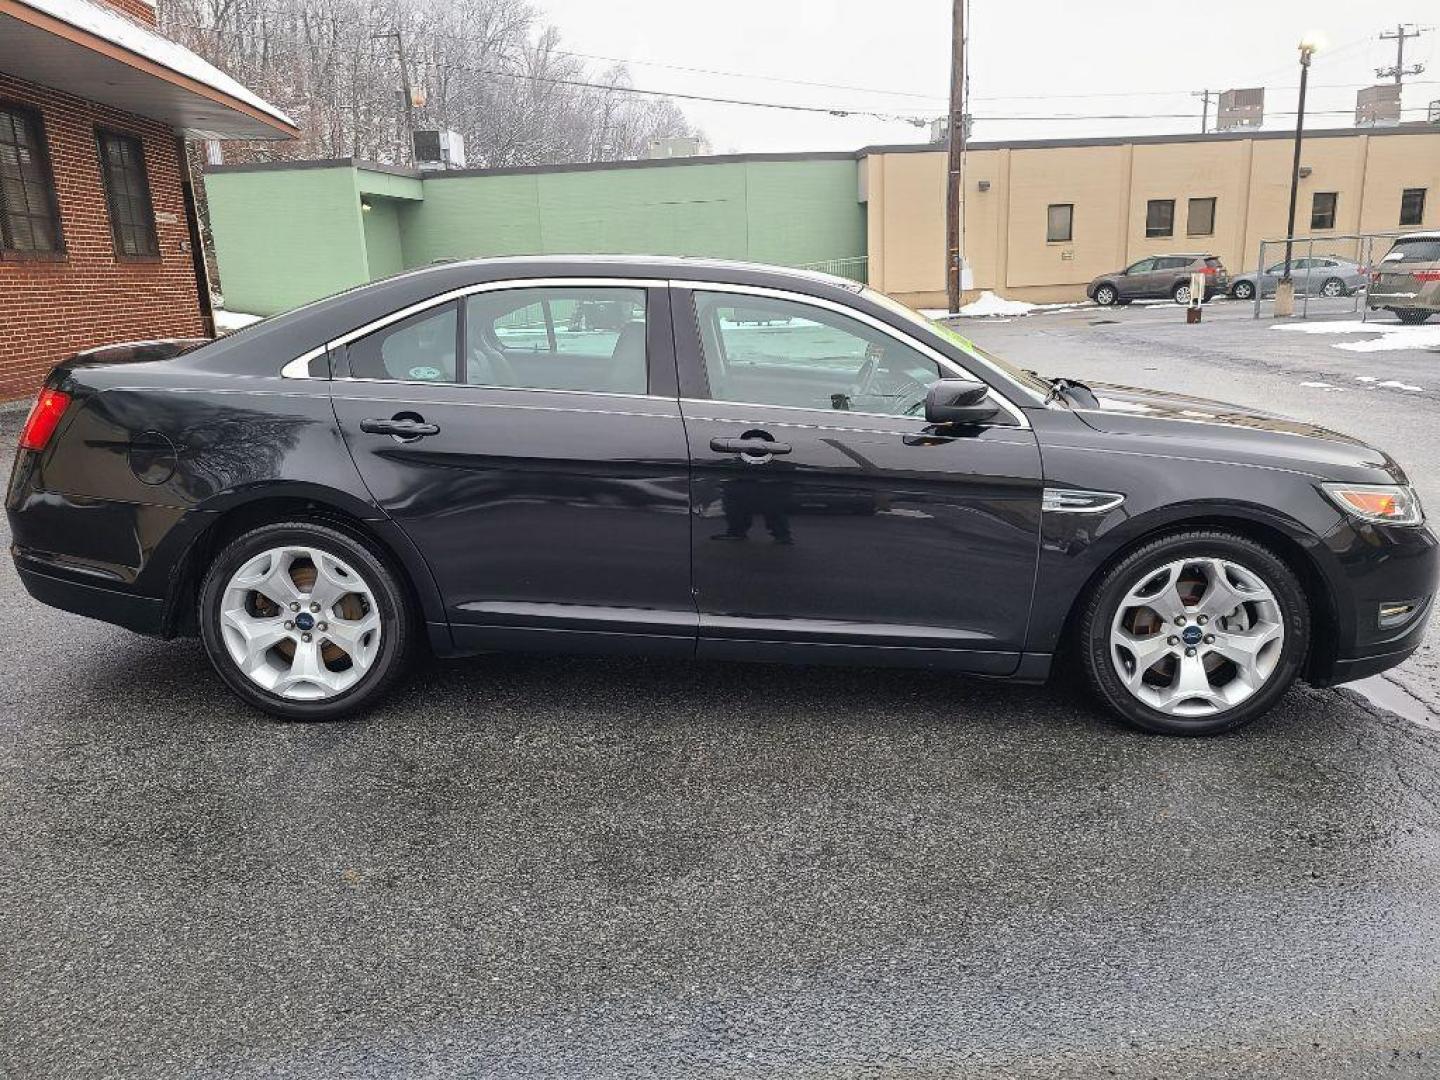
left=360, top=416, right=440, bottom=439
left=709, top=437, right=792, bottom=456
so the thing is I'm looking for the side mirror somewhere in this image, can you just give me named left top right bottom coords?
left=925, top=378, right=1001, bottom=426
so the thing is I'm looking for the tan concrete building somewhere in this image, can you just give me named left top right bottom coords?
left=861, top=125, right=1440, bottom=308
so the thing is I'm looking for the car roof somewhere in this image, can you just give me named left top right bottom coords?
left=1392, top=231, right=1440, bottom=242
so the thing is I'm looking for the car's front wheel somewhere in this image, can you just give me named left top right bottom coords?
left=1093, top=283, right=1118, bottom=306
left=1231, top=280, right=1255, bottom=300
left=199, top=521, right=415, bottom=720
left=1079, top=531, right=1309, bottom=735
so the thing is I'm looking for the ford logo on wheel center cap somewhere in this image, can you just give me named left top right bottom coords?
left=1182, top=625, right=1204, bottom=646
left=295, top=612, right=316, bottom=631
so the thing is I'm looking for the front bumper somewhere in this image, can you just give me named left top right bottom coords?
left=1310, top=520, right=1440, bottom=687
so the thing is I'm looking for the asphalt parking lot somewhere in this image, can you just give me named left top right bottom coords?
left=5, top=306, right=1440, bottom=1078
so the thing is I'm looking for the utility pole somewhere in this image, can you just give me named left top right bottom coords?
left=944, top=0, right=965, bottom=314
left=1377, top=23, right=1427, bottom=84
left=1193, top=89, right=1211, bottom=134
left=373, top=29, right=416, bottom=165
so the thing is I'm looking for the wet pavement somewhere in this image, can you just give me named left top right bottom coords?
left=4, top=318, right=1440, bottom=1077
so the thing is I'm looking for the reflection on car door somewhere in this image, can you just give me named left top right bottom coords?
left=328, top=281, right=697, bottom=656
left=1119, top=258, right=1156, bottom=299
left=672, top=285, right=1044, bottom=674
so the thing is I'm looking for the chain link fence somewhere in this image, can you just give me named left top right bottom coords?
left=1249, top=230, right=1419, bottom=321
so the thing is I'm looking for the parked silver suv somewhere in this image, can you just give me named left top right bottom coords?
left=1087, top=254, right=1228, bottom=306
left=1369, top=232, right=1440, bottom=325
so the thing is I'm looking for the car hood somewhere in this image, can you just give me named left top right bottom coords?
left=1069, top=381, right=1402, bottom=481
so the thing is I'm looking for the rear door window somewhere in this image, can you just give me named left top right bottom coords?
left=465, top=286, right=649, bottom=394
left=345, top=302, right=459, bottom=383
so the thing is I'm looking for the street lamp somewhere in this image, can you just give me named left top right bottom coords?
left=1279, top=32, right=1325, bottom=307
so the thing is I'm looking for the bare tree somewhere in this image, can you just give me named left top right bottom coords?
left=158, top=0, right=697, bottom=166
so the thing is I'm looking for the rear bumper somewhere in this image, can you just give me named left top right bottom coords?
left=14, top=554, right=165, bottom=635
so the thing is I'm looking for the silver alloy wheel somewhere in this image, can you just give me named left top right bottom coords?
left=219, top=546, right=382, bottom=701
left=1321, top=278, right=1345, bottom=297
left=1095, top=285, right=1116, bottom=306
left=1108, top=556, right=1285, bottom=718
left=1174, top=284, right=1192, bottom=304
left=1233, top=281, right=1254, bottom=300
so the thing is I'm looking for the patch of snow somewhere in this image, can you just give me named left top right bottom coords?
left=1299, top=381, right=1340, bottom=390
left=1334, top=327, right=1440, bottom=354
left=955, top=291, right=1040, bottom=318
left=1356, top=376, right=1379, bottom=382
left=1271, top=320, right=1386, bottom=335
left=214, top=309, right=263, bottom=333
left=1376, top=380, right=1426, bottom=392
left=1271, top=318, right=1440, bottom=355
left=19, top=0, right=294, bottom=128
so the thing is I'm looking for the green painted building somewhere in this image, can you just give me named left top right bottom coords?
left=205, top=153, right=869, bottom=316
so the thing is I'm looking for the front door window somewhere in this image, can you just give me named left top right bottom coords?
left=691, top=291, right=942, bottom=417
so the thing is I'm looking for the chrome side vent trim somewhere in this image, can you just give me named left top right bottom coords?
left=1042, top=488, right=1125, bottom=514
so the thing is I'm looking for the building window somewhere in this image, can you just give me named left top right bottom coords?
left=0, top=103, right=64, bottom=254
left=96, top=129, right=159, bottom=259
left=1145, top=199, right=1175, bottom=238
left=1400, top=188, right=1426, bottom=227
left=1186, top=197, right=1216, bottom=236
left=1046, top=203, right=1073, bottom=242
left=1310, top=191, right=1338, bottom=231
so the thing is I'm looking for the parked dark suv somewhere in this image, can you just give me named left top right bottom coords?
left=1088, top=254, right=1228, bottom=306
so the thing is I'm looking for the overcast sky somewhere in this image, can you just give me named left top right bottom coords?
left=529, top=0, right=1440, bottom=152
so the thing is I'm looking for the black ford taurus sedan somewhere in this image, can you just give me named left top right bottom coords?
left=7, top=256, right=1436, bottom=735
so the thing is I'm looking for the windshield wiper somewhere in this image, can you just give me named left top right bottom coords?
left=1042, top=376, right=1099, bottom=408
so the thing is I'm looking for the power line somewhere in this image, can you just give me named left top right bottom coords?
left=171, top=22, right=1440, bottom=129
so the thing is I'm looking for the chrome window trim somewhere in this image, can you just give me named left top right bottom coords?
left=281, top=277, right=667, bottom=380
left=674, top=279, right=1032, bottom=428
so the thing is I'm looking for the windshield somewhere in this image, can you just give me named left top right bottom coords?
left=860, top=287, right=1051, bottom=399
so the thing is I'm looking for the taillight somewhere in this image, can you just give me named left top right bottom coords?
left=1413, top=270, right=1440, bottom=283
left=18, top=388, right=72, bottom=452
left=1201, top=265, right=1217, bottom=276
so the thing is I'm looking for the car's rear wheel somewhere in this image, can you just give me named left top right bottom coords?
left=1396, top=309, right=1433, bottom=325
left=1172, top=283, right=1192, bottom=305
left=199, top=521, right=415, bottom=720
left=1079, top=531, right=1309, bottom=735
left=1319, top=277, right=1346, bottom=298
left=1094, top=283, right=1118, bottom=306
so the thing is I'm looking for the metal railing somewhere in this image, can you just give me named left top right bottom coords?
left=1250, top=228, right=1426, bottom=321
left=796, top=256, right=869, bottom=285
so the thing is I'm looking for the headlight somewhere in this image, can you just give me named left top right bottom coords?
left=1321, top=483, right=1425, bottom=526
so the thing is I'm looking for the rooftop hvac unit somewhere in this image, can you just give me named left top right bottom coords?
left=413, top=129, right=466, bottom=171
left=1356, top=85, right=1402, bottom=128
left=1217, top=88, right=1264, bottom=130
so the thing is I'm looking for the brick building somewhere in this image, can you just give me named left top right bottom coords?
left=0, top=0, right=295, bottom=399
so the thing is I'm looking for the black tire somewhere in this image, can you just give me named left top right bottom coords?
left=1093, top=283, right=1118, bottom=307
left=1171, top=282, right=1192, bottom=305
left=1396, top=309, right=1433, bottom=325
left=1320, top=277, right=1346, bottom=298
left=1078, top=530, right=1310, bottom=736
left=1231, top=281, right=1255, bottom=300
left=198, top=521, right=416, bottom=721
